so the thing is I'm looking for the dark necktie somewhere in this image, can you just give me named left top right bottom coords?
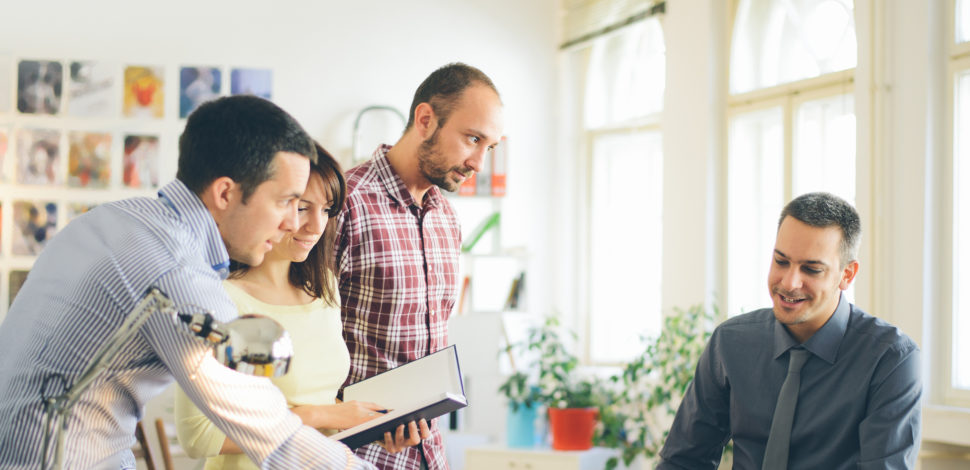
left=762, top=348, right=811, bottom=470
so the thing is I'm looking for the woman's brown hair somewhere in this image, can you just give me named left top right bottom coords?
left=229, top=141, right=346, bottom=305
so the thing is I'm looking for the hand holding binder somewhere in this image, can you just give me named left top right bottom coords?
left=330, top=345, right=467, bottom=450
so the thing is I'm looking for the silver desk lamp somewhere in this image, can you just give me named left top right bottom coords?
left=39, top=286, right=293, bottom=470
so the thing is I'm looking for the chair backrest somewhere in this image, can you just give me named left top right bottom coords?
left=134, top=420, right=157, bottom=470
left=154, top=418, right=175, bottom=470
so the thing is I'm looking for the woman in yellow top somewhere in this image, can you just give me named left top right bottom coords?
left=174, top=143, right=429, bottom=469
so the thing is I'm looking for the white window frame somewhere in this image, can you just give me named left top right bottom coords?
left=562, top=16, right=667, bottom=366
left=581, top=118, right=663, bottom=366
left=725, top=63, right=859, bottom=316
left=943, top=0, right=970, bottom=407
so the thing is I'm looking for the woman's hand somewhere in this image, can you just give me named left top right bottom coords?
left=290, top=400, right=386, bottom=430
left=380, top=419, right=431, bottom=454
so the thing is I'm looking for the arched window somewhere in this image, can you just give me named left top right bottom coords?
left=725, top=0, right=857, bottom=317
left=568, top=15, right=666, bottom=364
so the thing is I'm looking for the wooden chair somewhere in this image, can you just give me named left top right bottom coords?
left=154, top=418, right=175, bottom=470
left=134, top=421, right=156, bottom=470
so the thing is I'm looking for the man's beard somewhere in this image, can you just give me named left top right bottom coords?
left=417, top=128, right=468, bottom=192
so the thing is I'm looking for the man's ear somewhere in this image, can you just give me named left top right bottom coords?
left=200, top=176, right=236, bottom=213
left=839, top=260, right=860, bottom=290
left=413, top=102, right=437, bottom=138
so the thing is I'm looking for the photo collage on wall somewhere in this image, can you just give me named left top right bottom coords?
left=0, top=54, right=273, bottom=316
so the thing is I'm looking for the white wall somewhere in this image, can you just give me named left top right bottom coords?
left=0, top=0, right=559, bottom=465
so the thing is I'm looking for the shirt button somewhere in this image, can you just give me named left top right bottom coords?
left=430, top=309, right=436, bottom=317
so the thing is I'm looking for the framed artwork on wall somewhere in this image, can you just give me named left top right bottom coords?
left=122, top=134, right=159, bottom=189
left=0, top=54, right=277, bottom=321
left=68, top=60, right=118, bottom=117
left=17, top=59, right=62, bottom=115
left=11, top=200, right=57, bottom=256
left=231, top=68, right=272, bottom=100
left=67, top=131, right=111, bottom=188
left=123, top=65, right=164, bottom=118
left=179, top=66, right=221, bottom=118
left=15, top=128, right=61, bottom=185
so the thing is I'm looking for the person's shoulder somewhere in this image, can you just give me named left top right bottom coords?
left=344, top=160, right=382, bottom=196
left=716, top=307, right=775, bottom=332
left=704, top=308, right=775, bottom=351
left=847, top=305, right=918, bottom=354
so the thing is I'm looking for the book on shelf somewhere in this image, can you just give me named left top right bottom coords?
left=503, top=271, right=526, bottom=311
left=475, top=149, right=492, bottom=196
left=456, top=275, right=471, bottom=315
left=330, top=345, right=467, bottom=450
left=458, top=172, right=477, bottom=196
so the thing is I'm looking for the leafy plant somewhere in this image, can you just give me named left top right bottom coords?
left=497, top=371, right=541, bottom=412
left=498, top=316, right=601, bottom=410
left=595, top=304, right=718, bottom=469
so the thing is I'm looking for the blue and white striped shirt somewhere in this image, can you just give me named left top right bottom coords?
left=0, top=180, right=374, bottom=470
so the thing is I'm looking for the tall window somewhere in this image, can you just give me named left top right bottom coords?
left=949, top=0, right=970, bottom=404
left=576, top=17, right=665, bottom=364
left=726, top=0, right=857, bottom=316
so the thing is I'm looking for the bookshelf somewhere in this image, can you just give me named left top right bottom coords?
left=444, top=136, right=532, bottom=447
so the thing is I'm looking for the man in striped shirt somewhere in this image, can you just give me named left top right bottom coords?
left=0, top=96, right=375, bottom=469
left=335, top=63, right=504, bottom=470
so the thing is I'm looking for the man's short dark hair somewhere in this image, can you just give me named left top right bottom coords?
left=177, top=95, right=316, bottom=202
left=778, top=192, right=861, bottom=266
left=405, top=62, right=500, bottom=131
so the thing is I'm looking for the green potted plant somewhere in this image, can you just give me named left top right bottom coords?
left=595, top=304, right=719, bottom=469
left=497, top=371, right=542, bottom=447
left=499, top=316, right=602, bottom=450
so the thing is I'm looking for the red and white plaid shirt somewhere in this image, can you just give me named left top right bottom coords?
left=335, top=145, right=460, bottom=470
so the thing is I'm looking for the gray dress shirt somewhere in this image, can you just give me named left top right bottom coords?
left=657, top=294, right=921, bottom=469
left=0, top=180, right=374, bottom=469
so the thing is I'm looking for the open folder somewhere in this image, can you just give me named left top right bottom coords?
left=330, top=345, right=467, bottom=450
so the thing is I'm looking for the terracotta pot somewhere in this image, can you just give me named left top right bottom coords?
left=548, top=407, right=598, bottom=450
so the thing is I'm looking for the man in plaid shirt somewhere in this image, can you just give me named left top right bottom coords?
left=334, top=63, right=504, bottom=469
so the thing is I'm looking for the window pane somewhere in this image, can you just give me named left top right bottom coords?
left=792, top=93, right=856, bottom=203
left=731, top=0, right=857, bottom=94
left=953, top=70, right=970, bottom=390
left=585, top=18, right=665, bottom=128
left=589, top=131, right=663, bottom=363
left=727, top=107, right=784, bottom=316
left=959, top=0, right=970, bottom=44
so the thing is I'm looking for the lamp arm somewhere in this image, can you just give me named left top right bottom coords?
left=41, top=287, right=176, bottom=470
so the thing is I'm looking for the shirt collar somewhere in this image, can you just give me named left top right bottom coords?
left=157, top=180, right=231, bottom=277
left=772, top=292, right=850, bottom=365
left=371, top=144, right=444, bottom=210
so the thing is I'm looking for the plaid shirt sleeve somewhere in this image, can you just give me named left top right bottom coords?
left=335, top=147, right=461, bottom=470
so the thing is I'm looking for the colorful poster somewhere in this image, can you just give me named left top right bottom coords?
left=0, top=56, right=11, bottom=113
left=17, top=60, right=62, bottom=115
left=180, top=66, right=221, bottom=118
left=16, top=128, right=61, bottom=185
left=230, top=68, right=272, bottom=100
left=123, top=134, right=159, bottom=188
left=68, top=131, right=111, bottom=188
left=12, top=200, right=57, bottom=256
left=9, top=270, right=29, bottom=307
left=123, top=65, right=164, bottom=118
left=68, top=61, right=117, bottom=117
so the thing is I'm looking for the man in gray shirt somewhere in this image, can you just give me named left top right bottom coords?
left=658, top=192, right=921, bottom=469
